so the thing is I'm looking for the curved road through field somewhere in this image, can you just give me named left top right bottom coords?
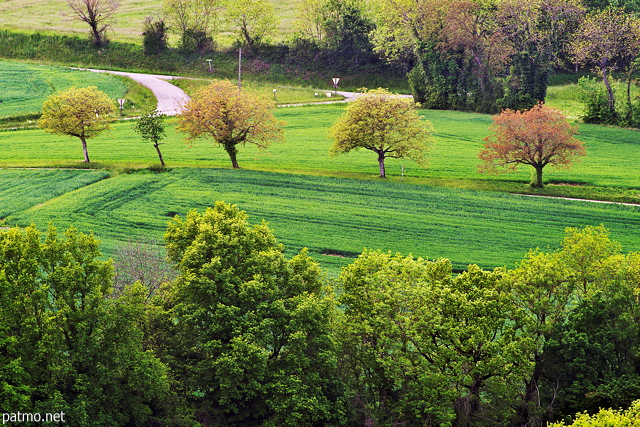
left=79, top=69, right=190, bottom=115
left=79, top=69, right=411, bottom=114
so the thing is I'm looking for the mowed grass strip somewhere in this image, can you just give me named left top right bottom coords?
left=5, top=168, right=640, bottom=274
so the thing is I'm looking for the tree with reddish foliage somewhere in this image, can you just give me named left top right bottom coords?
left=479, top=103, right=585, bottom=188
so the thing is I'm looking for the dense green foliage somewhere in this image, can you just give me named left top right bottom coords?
left=155, top=202, right=347, bottom=424
left=549, top=400, right=640, bottom=426
left=0, top=225, right=169, bottom=425
left=142, top=17, right=169, bottom=55
left=1, top=214, right=639, bottom=425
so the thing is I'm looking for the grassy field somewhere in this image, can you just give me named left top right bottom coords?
left=4, top=168, right=639, bottom=275
left=0, top=0, right=297, bottom=46
left=0, top=60, right=127, bottom=120
left=0, top=104, right=638, bottom=197
left=0, top=59, right=342, bottom=126
left=0, top=59, right=157, bottom=125
left=0, top=168, right=110, bottom=219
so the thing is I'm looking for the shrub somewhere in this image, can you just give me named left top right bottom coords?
left=142, top=17, right=168, bottom=55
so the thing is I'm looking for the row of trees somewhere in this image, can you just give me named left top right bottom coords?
left=2, top=205, right=639, bottom=425
left=36, top=83, right=282, bottom=169
left=67, top=0, right=640, bottom=119
left=65, top=0, right=279, bottom=52
left=372, top=0, right=640, bottom=115
left=38, top=84, right=585, bottom=187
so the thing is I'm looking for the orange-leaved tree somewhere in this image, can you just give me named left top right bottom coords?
left=177, top=80, right=284, bottom=168
left=478, top=103, right=585, bottom=188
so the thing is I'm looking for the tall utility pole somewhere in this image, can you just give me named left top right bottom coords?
left=238, top=48, right=242, bottom=90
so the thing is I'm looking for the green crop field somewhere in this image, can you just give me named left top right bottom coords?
left=0, top=60, right=127, bottom=120
left=0, top=168, right=110, bottom=219
left=4, top=168, right=640, bottom=275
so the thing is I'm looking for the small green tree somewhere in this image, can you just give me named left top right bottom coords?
left=142, top=16, right=169, bottom=55
left=134, top=110, right=168, bottom=166
left=163, top=0, right=220, bottom=52
left=329, top=89, right=434, bottom=177
left=38, top=86, right=116, bottom=163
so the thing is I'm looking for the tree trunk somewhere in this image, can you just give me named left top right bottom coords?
left=224, top=142, right=240, bottom=169
left=378, top=151, right=386, bottom=178
left=601, top=67, right=615, bottom=117
left=154, top=143, right=165, bottom=167
left=89, top=21, right=105, bottom=47
left=80, top=136, right=90, bottom=163
left=531, top=166, right=544, bottom=188
left=514, top=363, right=543, bottom=427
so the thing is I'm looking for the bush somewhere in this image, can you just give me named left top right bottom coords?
left=578, top=76, right=619, bottom=125
left=142, top=17, right=168, bottom=55
left=180, top=29, right=214, bottom=54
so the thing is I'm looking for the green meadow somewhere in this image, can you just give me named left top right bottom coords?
left=0, top=60, right=127, bottom=120
left=0, top=0, right=296, bottom=45
left=1, top=104, right=639, bottom=193
left=4, top=168, right=640, bottom=275
left=0, top=102, right=639, bottom=274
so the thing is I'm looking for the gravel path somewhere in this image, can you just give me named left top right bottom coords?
left=77, top=69, right=190, bottom=116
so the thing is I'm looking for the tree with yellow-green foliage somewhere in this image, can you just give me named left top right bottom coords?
left=329, top=89, right=434, bottom=178
left=224, top=0, right=277, bottom=50
left=548, top=400, right=640, bottom=426
left=177, top=80, right=284, bottom=168
left=38, top=86, right=116, bottom=163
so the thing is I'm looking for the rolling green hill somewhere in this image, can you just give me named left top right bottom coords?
left=4, top=168, right=640, bottom=275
